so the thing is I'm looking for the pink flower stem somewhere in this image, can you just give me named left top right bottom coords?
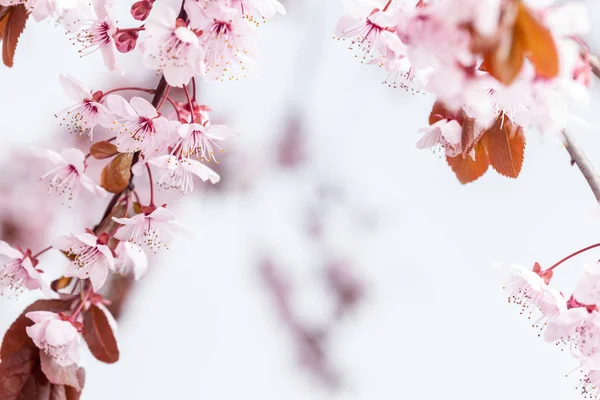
left=132, top=189, right=142, bottom=205
left=155, top=85, right=171, bottom=111
left=546, top=243, right=600, bottom=272
left=116, top=26, right=145, bottom=33
left=191, top=77, right=197, bottom=100
left=145, top=163, right=155, bottom=207
left=32, top=246, right=52, bottom=259
left=164, top=96, right=182, bottom=121
left=382, top=0, right=393, bottom=11
left=183, top=84, right=195, bottom=120
left=102, top=87, right=155, bottom=97
left=71, top=283, right=93, bottom=320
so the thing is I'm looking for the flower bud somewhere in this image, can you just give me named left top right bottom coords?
left=130, top=0, right=153, bottom=21
left=114, top=31, right=139, bottom=54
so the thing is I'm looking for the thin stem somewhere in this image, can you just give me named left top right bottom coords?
left=133, top=189, right=142, bottom=205
left=32, top=246, right=52, bottom=259
left=382, top=0, right=393, bottom=11
left=146, top=163, right=155, bottom=207
left=183, top=84, right=195, bottom=121
left=72, top=283, right=93, bottom=319
left=116, top=26, right=145, bottom=33
left=547, top=243, right=600, bottom=271
left=191, top=77, right=197, bottom=99
left=164, top=96, right=182, bottom=121
left=156, top=85, right=171, bottom=111
left=102, top=87, right=155, bottom=97
left=561, top=130, right=600, bottom=204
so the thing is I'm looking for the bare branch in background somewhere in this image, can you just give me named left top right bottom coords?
left=562, top=130, right=600, bottom=204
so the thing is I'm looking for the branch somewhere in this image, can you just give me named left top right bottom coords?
left=589, top=53, right=600, bottom=79
left=562, top=130, right=600, bottom=203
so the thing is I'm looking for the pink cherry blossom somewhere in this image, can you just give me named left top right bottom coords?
left=69, top=0, right=118, bottom=70
left=574, top=263, right=600, bottom=306
left=544, top=308, right=600, bottom=369
left=501, top=263, right=560, bottom=318
left=113, top=206, right=188, bottom=252
left=34, top=148, right=107, bottom=204
left=114, top=241, right=148, bottom=281
left=0, top=241, right=51, bottom=298
left=147, top=154, right=220, bottom=194
left=25, top=311, right=80, bottom=367
left=416, top=119, right=461, bottom=157
left=106, top=95, right=172, bottom=156
left=580, top=369, right=600, bottom=399
left=186, top=0, right=257, bottom=80
left=53, top=232, right=115, bottom=291
left=55, top=74, right=114, bottom=137
left=334, top=1, right=403, bottom=63
left=140, top=4, right=204, bottom=87
left=175, top=121, right=234, bottom=163
left=228, top=0, right=285, bottom=24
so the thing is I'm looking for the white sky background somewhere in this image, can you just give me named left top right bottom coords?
left=2, top=0, right=600, bottom=399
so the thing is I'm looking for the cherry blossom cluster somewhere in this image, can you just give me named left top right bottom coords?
left=0, top=0, right=286, bottom=396
left=502, top=249, right=600, bottom=398
left=0, top=0, right=285, bottom=85
left=335, top=0, right=591, bottom=162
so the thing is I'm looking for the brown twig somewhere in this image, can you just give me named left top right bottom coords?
left=562, top=130, right=600, bottom=203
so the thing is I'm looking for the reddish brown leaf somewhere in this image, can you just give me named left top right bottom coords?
left=483, top=115, right=525, bottom=178
left=89, top=141, right=119, bottom=160
left=39, top=353, right=84, bottom=391
left=446, top=141, right=490, bottom=184
left=1, top=5, right=28, bottom=68
left=0, top=346, right=39, bottom=399
left=516, top=3, right=559, bottom=80
left=483, top=26, right=526, bottom=86
left=459, top=117, right=480, bottom=157
left=83, top=305, right=119, bottom=364
left=100, top=154, right=132, bottom=193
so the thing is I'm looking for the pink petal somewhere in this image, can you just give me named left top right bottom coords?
left=97, top=244, right=115, bottom=270
left=0, top=240, right=23, bottom=259
left=129, top=97, right=157, bottom=118
left=123, top=242, right=148, bottom=281
left=88, top=262, right=109, bottom=291
left=148, top=206, right=175, bottom=221
left=60, top=148, right=86, bottom=174
left=207, top=124, right=234, bottom=140
left=31, top=148, right=68, bottom=166
left=148, top=155, right=179, bottom=170
left=43, top=319, right=78, bottom=347
left=53, top=235, right=79, bottom=252
left=182, top=159, right=220, bottom=184
left=106, top=95, right=138, bottom=119
left=59, top=74, right=91, bottom=101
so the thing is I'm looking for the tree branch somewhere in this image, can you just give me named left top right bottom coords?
left=562, top=130, right=600, bottom=203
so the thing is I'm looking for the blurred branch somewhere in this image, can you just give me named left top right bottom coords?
left=589, top=53, right=600, bottom=79
left=562, top=130, right=600, bottom=203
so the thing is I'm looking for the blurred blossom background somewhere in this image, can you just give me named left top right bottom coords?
left=3, top=0, right=600, bottom=399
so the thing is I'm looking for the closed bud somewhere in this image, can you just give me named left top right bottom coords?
left=130, top=0, right=153, bottom=21
left=114, top=31, right=139, bottom=54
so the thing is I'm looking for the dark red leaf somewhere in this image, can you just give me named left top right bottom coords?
left=482, top=115, right=526, bottom=178
left=100, top=154, right=132, bottom=193
left=89, top=141, right=118, bottom=160
left=83, top=305, right=119, bottom=363
left=0, top=346, right=39, bottom=399
left=1, top=5, right=28, bottom=68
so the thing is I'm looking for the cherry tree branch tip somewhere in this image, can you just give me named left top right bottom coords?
left=562, top=130, right=600, bottom=204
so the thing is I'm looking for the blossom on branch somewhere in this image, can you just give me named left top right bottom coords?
left=0, top=241, right=51, bottom=297
left=25, top=311, right=81, bottom=367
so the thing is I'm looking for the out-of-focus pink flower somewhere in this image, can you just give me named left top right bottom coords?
left=56, top=74, right=114, bottom=137
left=228, top=0, right=285, bottom=24
left=25, top=311, right=80, bottom=367
left=113, top=206, right=189, bottom=252
left=33, top=148, right=107, bottom=204
left=416, top=119, right=462, bottom=157
left=574, top=263, right=600, bottom=306
left=140, top=4, right=204, bottom=87
left=545, top=308, right=600, bottom=369
left=114, top=241, right=148, bottom=281
left=0, top=241, right=51, bottom=298
left=187, top=1, right=257, bottom=80
left=581, top=370, right=600, bottom=399
left=106, top=95, right=172, bottom=156
left=53, top=232, right=115, bottom=291
left=69, top=0, right=118, bottom=70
